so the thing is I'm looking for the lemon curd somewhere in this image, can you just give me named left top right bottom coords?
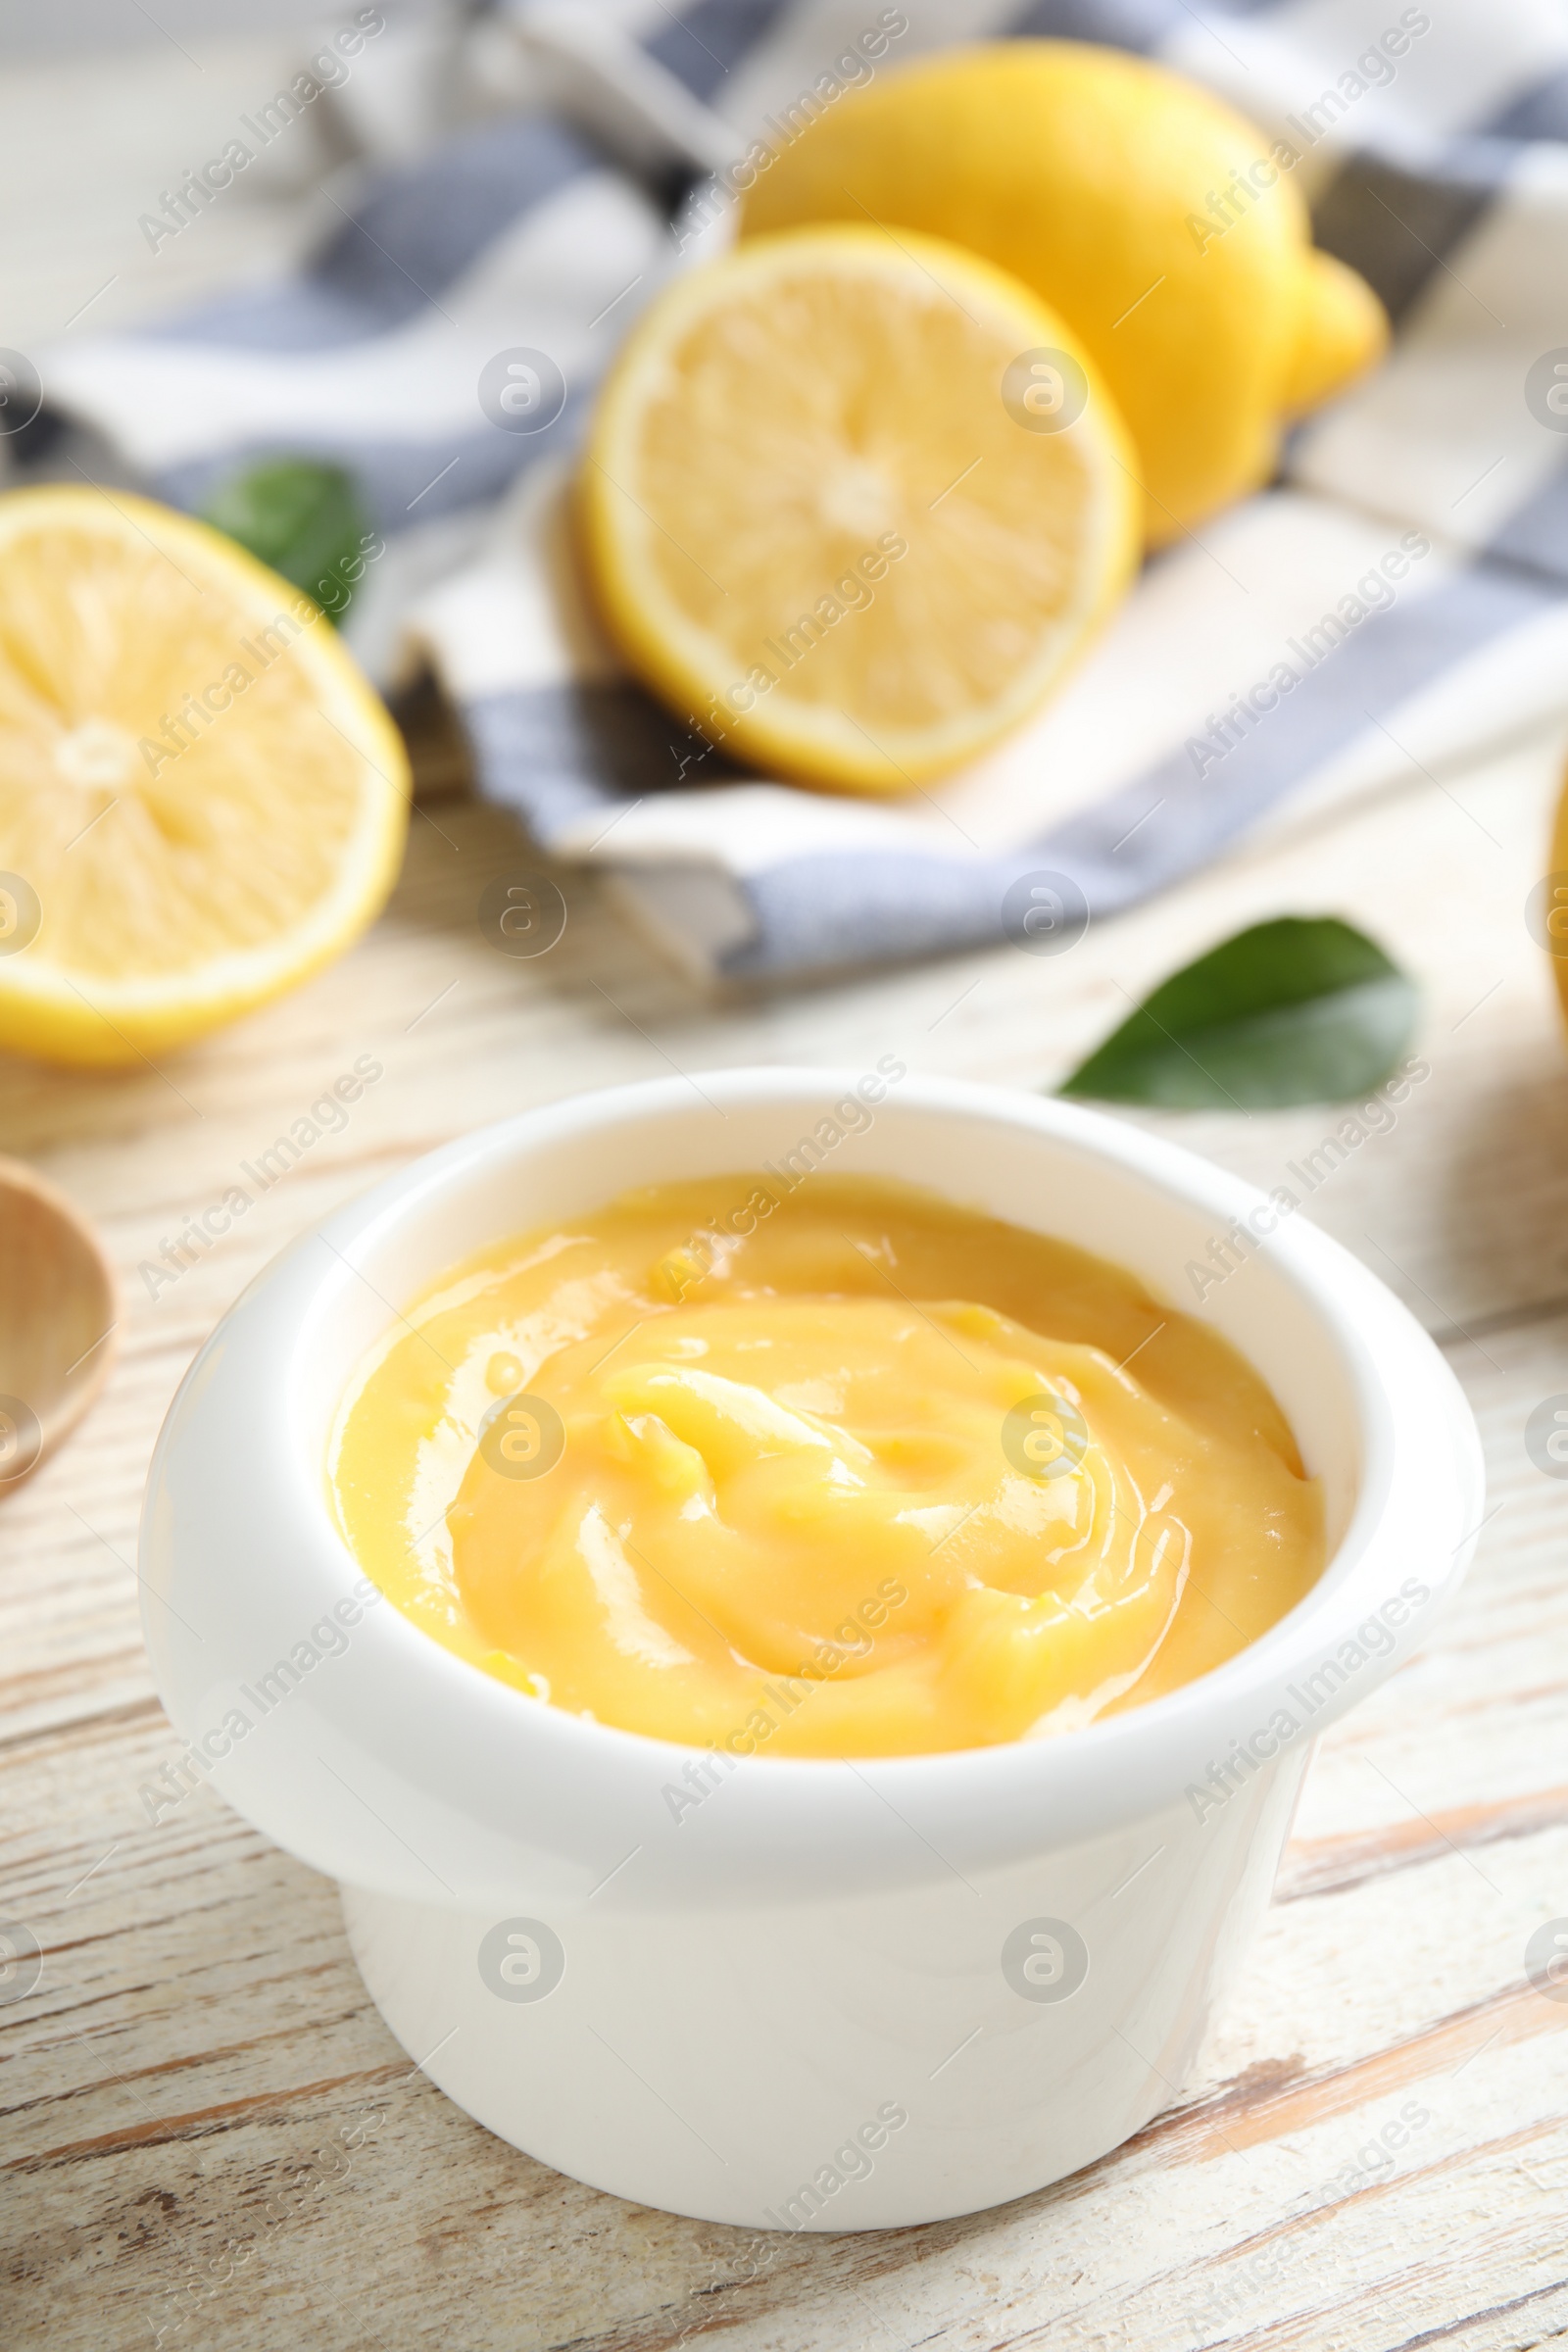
left=328, top=1175, right=1324, bottom=1757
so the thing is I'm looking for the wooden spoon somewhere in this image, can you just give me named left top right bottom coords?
left=0, top=1155, right=117, bottom=1492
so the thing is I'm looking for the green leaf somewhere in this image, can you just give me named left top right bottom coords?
left=1058, top=916, right=1419, bottom=1108
left=201, top=458, right=368, bottom=626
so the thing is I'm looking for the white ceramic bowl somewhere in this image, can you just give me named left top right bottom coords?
left=139, top=1069, right=1483, bottom=2230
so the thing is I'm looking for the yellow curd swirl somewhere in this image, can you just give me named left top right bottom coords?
left=329, top=1175, right=1324, bottom=1756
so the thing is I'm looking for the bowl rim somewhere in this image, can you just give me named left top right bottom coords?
left=294, top=1071, right=1479, bottom=1761
left=143, top=1067, right=1486, bottom=1901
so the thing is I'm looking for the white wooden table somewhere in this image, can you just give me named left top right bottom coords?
left=4, top=27, right=1568, bottom=2351
left=7, top=682, right=1568, bottom=2351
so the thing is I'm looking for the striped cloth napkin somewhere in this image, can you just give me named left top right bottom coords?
left=28, top=0, right=1568, bottom=984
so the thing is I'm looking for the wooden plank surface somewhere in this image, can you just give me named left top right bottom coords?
left=4, top=690, right=1568, bottom=2351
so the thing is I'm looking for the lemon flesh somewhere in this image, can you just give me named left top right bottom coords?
left=579, top=225, right=1141, bottom=794
left=1548, top=761, right=1568, bottom=1034
left=742, top=42, right=1388, bottom=547
left=0, top=487, right=409, bottom=1066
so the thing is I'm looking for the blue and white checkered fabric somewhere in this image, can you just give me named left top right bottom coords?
left=31, top=0, right=1568, bottom=982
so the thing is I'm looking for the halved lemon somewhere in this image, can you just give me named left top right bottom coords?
left=579, top=225, right=1141, bottom=795
left=0, top=485, right=409, bottom=1067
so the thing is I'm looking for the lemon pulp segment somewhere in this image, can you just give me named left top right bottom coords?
left=0, top=486, right=408, bottom=1065
left=579, top=226, right=1140, bottom=793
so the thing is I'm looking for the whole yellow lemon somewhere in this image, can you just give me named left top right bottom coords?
left=741, top=41, right=1387, bottom=545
